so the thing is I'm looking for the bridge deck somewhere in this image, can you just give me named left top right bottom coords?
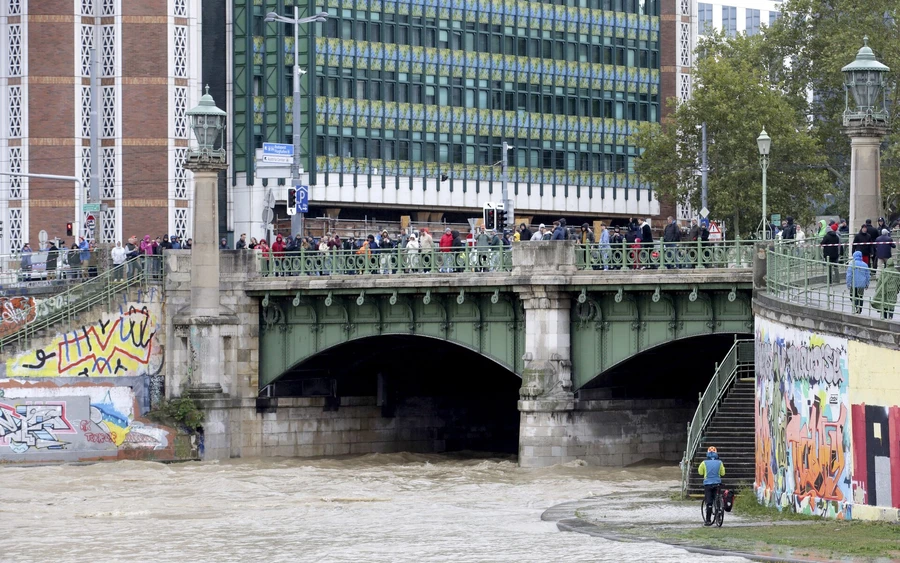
left=244, top=268, right=753, bottom=294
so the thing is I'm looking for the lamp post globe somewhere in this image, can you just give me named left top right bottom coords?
left=841, top=37, right=890, bottom=128
left=756, top=129, right=771, bottom=157
left=186, top=85, right=227, bottom=164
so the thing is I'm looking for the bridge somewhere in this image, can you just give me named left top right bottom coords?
left=156, top=240, right=754, bottom=468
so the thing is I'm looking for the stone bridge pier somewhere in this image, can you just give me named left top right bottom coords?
left=164, top=241, right=752, bottom=467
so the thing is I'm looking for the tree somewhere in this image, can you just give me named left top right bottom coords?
left=758, top=0, right=900, bottom=217
left=633, top=33, right=831, bottom=236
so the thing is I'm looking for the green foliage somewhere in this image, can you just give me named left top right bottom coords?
left=148, top=394, right=205, bottom=431
left=632, top=33, right=831, bottom=235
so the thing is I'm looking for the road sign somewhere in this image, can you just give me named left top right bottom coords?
left=38, top=229, right=48, bottom=244
left=82, top=203, right=101, bottom=213
left=262, top=143, right=294, bottom=157
left=708, top=221, right=722, bottom=242
left=771, top=213, right=781, bottom=225
left=700, top=207, right=710, bottom=219
left=85, top=214, right=96, bottom=231
left=262, top=207, right=274, bottom=225
left=296, top=185, right=309, bottom=214
left=262, top=155, right=292, bottom=164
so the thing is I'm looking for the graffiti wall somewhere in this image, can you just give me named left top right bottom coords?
left=0, top=296, right=36, bottom=338
left=848, top=341, right=900, bottom=516
left=4, top=300, right=162, bottom=378
left=754, top=317, right=852, bottom=519
left=0, top=379, right=173, bottom=462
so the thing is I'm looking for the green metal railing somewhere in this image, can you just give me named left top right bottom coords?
left=0, top=257, right=163, bottom=354
left=257, top=247, right=513, bottom=276
left=575, top=240, right=755, bottom=270
left=680, top=338, right=755, bottom=498
left=765, top=243, right=897, bottom=320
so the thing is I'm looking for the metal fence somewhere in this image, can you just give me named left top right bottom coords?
left=766, top=243, right=900, bottom=321
left=0, top=249, right=108, bottom=285
left=257, top=246, right=513, bottom=276
left=680, top=339, right=755, bottom=498
left=0, top=257, right=163, bottom=354
left=574, top=240, right=755, bottom=270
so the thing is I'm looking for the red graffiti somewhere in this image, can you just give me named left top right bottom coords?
left=0, top=297, right=35, bottom=338
left=786, top=402, right=849, bottom=503
left=79, top=420, right=91, bottom=432
left=84, top=432, right=113, bottom=444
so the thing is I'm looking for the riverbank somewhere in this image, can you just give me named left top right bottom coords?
left=543, top=485, right=900, bottom=563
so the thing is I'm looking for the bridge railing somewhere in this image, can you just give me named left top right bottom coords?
left=0, top=257, right=163, bottom=354
left=766, top=243, right=898, bottom=320
left=256, top=246, right=513, bottom=276
left=680, top=338, right=754, bottom=498
left=0, top=249, right=108, bottom=285
left=574, top=240, right=755, bottom=270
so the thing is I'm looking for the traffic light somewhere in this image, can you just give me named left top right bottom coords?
left=66, top=222, right=73, bottom=236
left=496, top=208, right=507, bottom=230
left=482, top=205, right=496, bottom=231
left=286, top=187, right=297, bottom=216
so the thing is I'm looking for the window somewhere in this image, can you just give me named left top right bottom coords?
left=722, top=6, right=737, bottom=37
left=698, top=3, right=713, bottom=34
left=769, top=11, right=780, bottom=26
left=746, top=9, right=760, bottom=35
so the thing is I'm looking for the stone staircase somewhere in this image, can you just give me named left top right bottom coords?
left=685, top=377, right=756, bottom=496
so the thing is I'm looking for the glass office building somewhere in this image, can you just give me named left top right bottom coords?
left=231, top=0, right=661, bottom=226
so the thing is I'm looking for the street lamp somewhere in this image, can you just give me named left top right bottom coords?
left=186, top=85, right=227, bottom=163
left=265, top=9, right=329, bottom=238
left=757, top=129, right=771, bottom=240
left=841, top=37, right=891, bottom=231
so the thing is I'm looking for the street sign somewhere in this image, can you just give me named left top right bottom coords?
left=296, top=185, right=309, bottom=214
left=262, top=143, right=293, bottom=157
left=700, top=207, right=710, bottom=219
left=85, top=214, right=96, bottom=231
left=82, top=203, right=101, bottom=213
left=262, top=207, right=274, bottom=225
left=38, top=229, right=48, bottom=244
left=708, top=221, right=722, bottom=242
left=265, top=189, right=276, bottom=209
left=771, top=213, right=781, bottom=225
left=262, top=155, right=293, bottom=164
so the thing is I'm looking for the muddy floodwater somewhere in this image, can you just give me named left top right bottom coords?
left=0, top=454, right=751, bottom=562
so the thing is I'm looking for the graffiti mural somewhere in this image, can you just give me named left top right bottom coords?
left=0, top=296, right=35, bottom=338
left=0, top=381, right=171, bottom=460
left=851, top=404, right=900, bottom=509
left=755, top=317, right=852, bottom=519
left=5, top=302, right=162, bottom=378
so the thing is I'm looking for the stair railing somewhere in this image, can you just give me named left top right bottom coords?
left=0, top=257, right=163, bottom=355
left=680, top=338, right=755, bottom=497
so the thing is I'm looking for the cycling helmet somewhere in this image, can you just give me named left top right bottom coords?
left=707, top=446, right=717, bottom=453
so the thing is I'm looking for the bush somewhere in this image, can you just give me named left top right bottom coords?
left=148, top=393, right=204, bottom=431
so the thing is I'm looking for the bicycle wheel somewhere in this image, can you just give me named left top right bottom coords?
left=715, top=496, right=724, bottom=527
left=700, top=499, right=707, bottom=522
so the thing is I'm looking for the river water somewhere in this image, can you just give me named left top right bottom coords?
left=1, top=454, right=750, bottom=563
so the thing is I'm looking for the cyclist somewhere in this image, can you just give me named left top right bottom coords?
left=698, top=446, right=726, bottom=526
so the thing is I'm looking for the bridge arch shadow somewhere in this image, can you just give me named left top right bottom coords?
left=578, top=333, right=753, bottom=400
left=269, top=335, right=521, bottom=455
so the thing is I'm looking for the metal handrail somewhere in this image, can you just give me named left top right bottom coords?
left=0, top=257, right=163, bottom=354
left=680, top=338, right=754, bottom=498
left=257, top=246, right=513, bottom=276
left=574, top=239, right=756, bottom=270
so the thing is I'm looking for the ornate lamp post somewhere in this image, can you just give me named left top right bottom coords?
left=757, top=129, right=771, bottom=240
left=842, top=37, right=891, bottom=231
left=184, top=86, right=228, bottom=318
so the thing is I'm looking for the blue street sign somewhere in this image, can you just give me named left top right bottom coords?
left=296, top=185, right=309, bottom=214
left=262, top=143, right=294, bottom=157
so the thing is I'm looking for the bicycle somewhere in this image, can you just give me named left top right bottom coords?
left=700, top=486, right=725, bottom=527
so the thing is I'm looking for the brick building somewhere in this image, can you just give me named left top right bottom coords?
left=0, top=0, right=203, bottom=254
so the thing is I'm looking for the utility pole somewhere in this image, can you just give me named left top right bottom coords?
left=700, top=122, right=708, bottom=217
left=501, top=142, right=514, bottom=228
left=290, top=6, right=303, bottom=239
left=90, top=47, right=101, bottom=243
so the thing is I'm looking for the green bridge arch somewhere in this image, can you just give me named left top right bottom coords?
left=259, top=290, right=525, bottom=387
left=570, top=287, right=753, bottom=389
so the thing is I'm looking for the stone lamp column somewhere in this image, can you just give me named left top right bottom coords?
left=841, top=38, right=891, bottom=231
left=182, top=87, right=232, bottom=395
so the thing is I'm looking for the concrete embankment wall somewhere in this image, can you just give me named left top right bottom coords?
left=0, top=284, right=180, bottom=463
left=754, top=295, right=900, bottom=522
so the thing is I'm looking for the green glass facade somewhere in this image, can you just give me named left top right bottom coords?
left=233, top=0, right=659, bottom=197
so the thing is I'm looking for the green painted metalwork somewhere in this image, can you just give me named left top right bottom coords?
left=679, top=339, right=754, bottom=498
left=0, top=257, right=163, bottom=354
left=570, top=286, right=754, bottom=389
left=258, top=289, right=525, bottom=387
left=258, top=247, right=512, bottom=276
left=575, top=240, right=755, bottom=270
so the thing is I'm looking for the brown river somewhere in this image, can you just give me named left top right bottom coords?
left=0, top=454, right=751, bottom=562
